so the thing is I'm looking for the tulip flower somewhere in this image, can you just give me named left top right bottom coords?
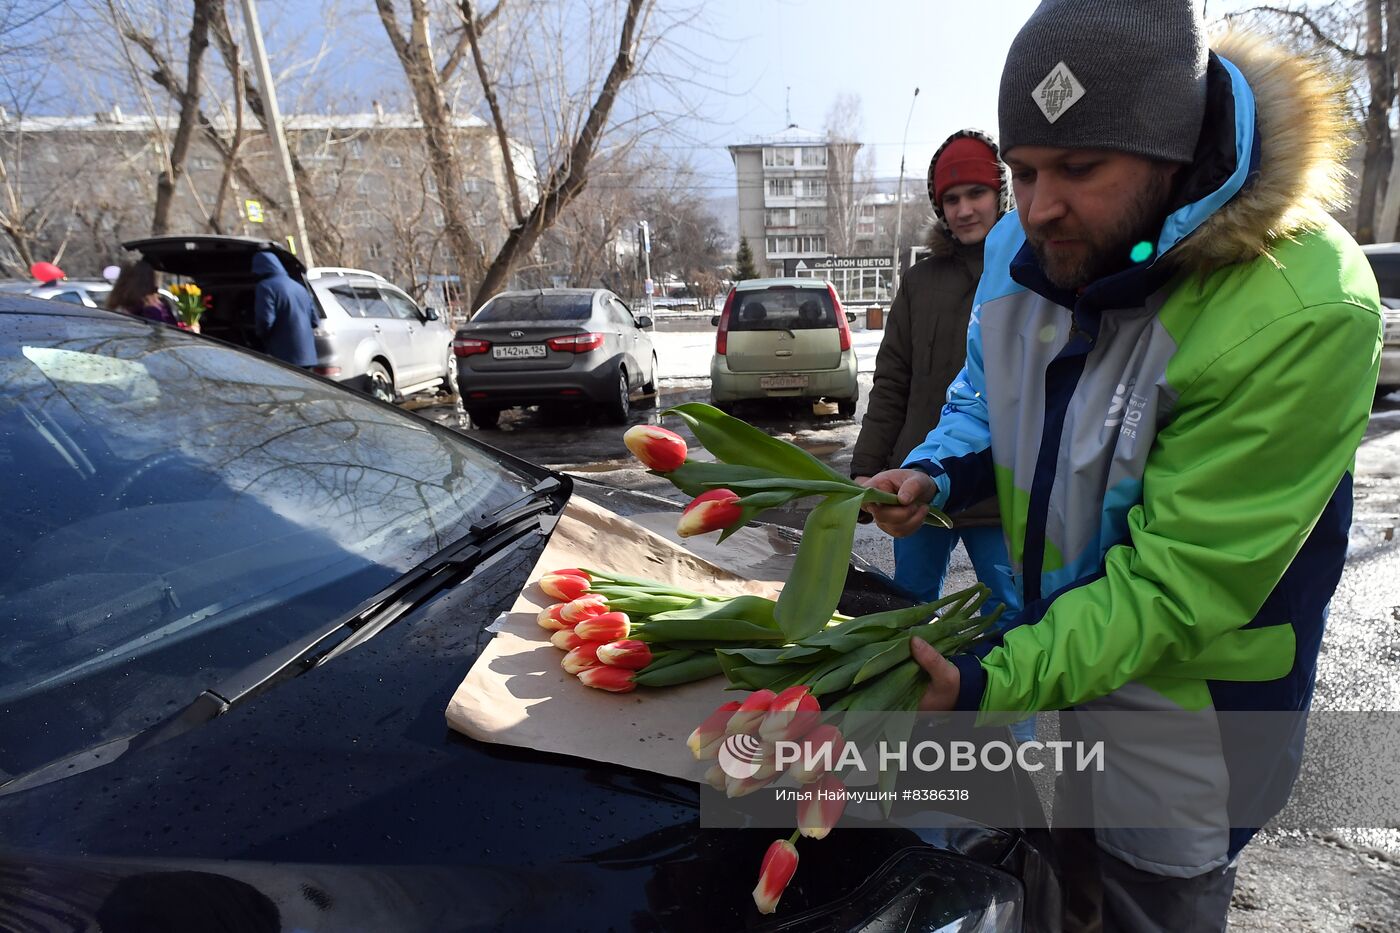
left=550, top=628, right=584, bottom=651
left=577, top=666, right=636, bottom=693
left=724, top=689, right=777, bottom=736
left=574, top=611, right=631, bottom=643
left=797, top=775, right=846, bottom=840
left=677, top=488, right=743, bottom=538
left=623, top=424, right=688, bottom=472
left=562, top=642, right=603, bottom=675
left=551, top=568, right=591, bottom=581
left=559, top=594, right=609, bottom=623
left=596, top=639, right=652, bottom=670
left=536, top=603, right=572, bottom=631
left=702, top=763, right=728, bottom=791
left=758, top=685, right=822, bottom=743
left=687, top=700, right=743, bottom=760
left=788, top=724, right=845, bottom=785
left=725, top=766, right=779, bottom=799
left=540, top=572, right=591, bottom=601
left=752, top=837, right=799, bottom=915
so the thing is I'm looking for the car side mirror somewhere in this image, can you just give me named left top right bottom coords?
left=424, top=307, right=441, bottom=321
left=635, top=315, right=653, bottom=329
left=845, top=311, right=857, bottom=324
left=710, top=315, right=720, bottom=327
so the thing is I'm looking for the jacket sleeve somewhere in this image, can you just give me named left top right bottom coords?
left=253, top=282, right=276, bottom=338
left=962, top=301, right=1381, bottom=714
left=850, top=277, right=914, bottom=477
left=899, top=288, right=996, bottom=513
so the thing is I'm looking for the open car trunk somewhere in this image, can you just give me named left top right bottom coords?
left=122, top=235, right=318, bottom=350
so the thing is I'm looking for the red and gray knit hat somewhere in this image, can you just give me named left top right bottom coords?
left=926, top=128, right=1013, bottom=228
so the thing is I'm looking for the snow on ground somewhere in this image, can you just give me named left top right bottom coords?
left=653, top=328, right=885, bottom=382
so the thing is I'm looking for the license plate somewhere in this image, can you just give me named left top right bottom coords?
left=493, top=344, right=546, bottom=360
left=760, top=374, right=809, bottom=389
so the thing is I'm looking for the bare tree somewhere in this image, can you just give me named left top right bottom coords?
left=824, top=92, right=869, bottom=257
left=374, top=0, right=490, bottom=290
left=151, top=0, right=213, bottom=235
left=1227, top=2, right=1390, bottom=240
left=465, top=0, right=651, bottom=310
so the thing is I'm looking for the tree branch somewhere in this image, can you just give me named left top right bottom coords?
left=1229, top=5, right=1369, bottom=62
left=460, top=0, right=523, bottom=222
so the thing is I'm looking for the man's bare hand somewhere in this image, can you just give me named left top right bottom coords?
left=911, top=637, right=960, bottom=711
left=857, top=469, right=936, bottom=537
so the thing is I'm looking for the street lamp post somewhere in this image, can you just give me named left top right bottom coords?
left=891, top=86, right=920, bottom=297
left=639, top=220, right=653, bottom=314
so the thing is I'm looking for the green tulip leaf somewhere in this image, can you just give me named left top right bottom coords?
left=774, top=492, right=865, bottom=641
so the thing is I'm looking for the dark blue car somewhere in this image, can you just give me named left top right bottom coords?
left=0, top=298, right=1052, bottom=931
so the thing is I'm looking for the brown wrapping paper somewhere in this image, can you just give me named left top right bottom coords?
left=445, top=495, right=795, bottom=780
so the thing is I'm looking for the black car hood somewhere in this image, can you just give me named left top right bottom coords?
left=0, top=481, right=1050, bottom=931
left=123, top=235, right=307, bottom=280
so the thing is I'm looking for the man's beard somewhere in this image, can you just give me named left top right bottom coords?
left=1027, top=173, right=1175, bottom=291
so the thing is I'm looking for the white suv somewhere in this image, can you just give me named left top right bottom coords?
left=125, top=236, right=455, bottom=403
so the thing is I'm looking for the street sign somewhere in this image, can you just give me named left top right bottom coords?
left=245, top=199, right=264, bottom=223
left=644, top=278, right=654, bottom=296
left=639, top=221, right=651, bottom=254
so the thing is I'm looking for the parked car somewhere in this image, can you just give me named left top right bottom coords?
left=124, top=235, right=455, bottom=402
left=1361, top=243, right=1400, bottom=397
left=453, top=287, right=658, bottom=429
left=710, top=278, right=859, bottom=416
left=0, top=297, right=1054, bottom=931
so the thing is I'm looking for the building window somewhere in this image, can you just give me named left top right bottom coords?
left=767, top=178, right=792, bottom=197
left=765, top=208, right=794, bottom=227
left=763, top=147, right=795, bottom=167
left=347, top=139, right=364, bottom=159
left=368, top=241, right=383, bottom=259
left=801, top=147, right=828, bottom=168
left=797, top=208, right=825, bottom=227
left=191, top=156, right=216, bottom=170
left=386, top=153, right=403, bottom=168
left=797, top=178, right=827, bottom=199
left=464, top=177, right=481, bottom=193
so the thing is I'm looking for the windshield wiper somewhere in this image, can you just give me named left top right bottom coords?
left=130, top=477, right=565, bottom=750
left=1, top=476, right=569, bottom=795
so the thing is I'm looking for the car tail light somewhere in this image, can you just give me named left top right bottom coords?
left=547, top=332, right=605, bottom=353
left=311, top=365, right=341, bottom=376
left=828, top=284, right=851, bottom=352
left=454, top=335, right=490, bottom=357
left=715, top=288, right=736, bottom=355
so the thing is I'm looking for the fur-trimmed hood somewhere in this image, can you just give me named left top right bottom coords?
left=1165, top=30, right=1351, bottom=274
left=925, top=128, right=1013, bottom=259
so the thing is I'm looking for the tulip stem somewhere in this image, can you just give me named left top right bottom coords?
left=787, top=828, right=801, bottom=846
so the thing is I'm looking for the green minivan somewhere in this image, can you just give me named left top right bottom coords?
left=708, top=278, right=859, bottom=415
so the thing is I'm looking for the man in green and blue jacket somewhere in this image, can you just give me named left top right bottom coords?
left=865, top=1, right=1382, bottom=929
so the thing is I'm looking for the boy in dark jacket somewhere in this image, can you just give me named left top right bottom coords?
left=252, top=251, right=317, bottom=368
left=853, top=130, right=1015, bottom=617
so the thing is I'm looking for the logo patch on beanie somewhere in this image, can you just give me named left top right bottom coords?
left=1034, top=61, right=1084, bottom=124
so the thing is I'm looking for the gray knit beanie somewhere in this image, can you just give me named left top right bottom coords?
left=998, top=0, right=1208, bottom=163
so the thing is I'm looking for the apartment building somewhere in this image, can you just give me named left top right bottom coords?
left=0, top=105, right=537, bottom=297
left=727, top=126, right=860, bottom=277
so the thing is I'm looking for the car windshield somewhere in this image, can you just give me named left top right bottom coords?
left=730, top=287, right=837, bottom=332
left=474, top=294, right=592, bottom=322
left=0, top=311, right=539, bottom=777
